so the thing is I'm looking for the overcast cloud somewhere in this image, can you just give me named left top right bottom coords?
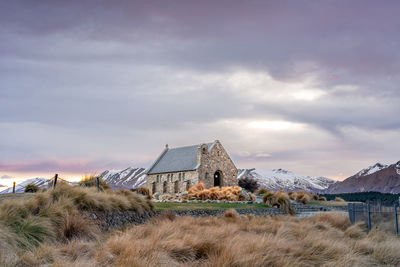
left=1, top=0, right=400, bottom=182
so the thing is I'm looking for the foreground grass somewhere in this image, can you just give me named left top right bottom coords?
left=11, top=211, right=400, bottom=266
left=0, top=193, right=34, bottom=204
left=0, top=183, right=153, bottom=266
left=153, top=201, right=268, bottom=211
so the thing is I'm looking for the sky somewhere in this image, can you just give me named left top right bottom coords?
left=1, top=0, right=400, bottom=186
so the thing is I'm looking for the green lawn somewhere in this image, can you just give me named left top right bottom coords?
left=153, top=202, right=269, bottom=211
left=309, top=200, right=348, bottom=207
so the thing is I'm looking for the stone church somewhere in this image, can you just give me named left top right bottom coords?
left=146, top=140, right=238, bottom=194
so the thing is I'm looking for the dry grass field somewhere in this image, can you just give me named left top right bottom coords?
left=2, top=185, right=400, bottom=266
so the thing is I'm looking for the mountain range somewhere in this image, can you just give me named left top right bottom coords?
left=238, top=168, right=336, bottom=193
left=2, top=161, right=400, bottom=194
left=325, top=161, right=400, bottom=194
left=98, top=167, right=147, bottom=190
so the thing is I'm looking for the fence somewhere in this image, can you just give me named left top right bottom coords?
left=348, top=202, right=399, bottom=235
left=4, top=174, right=101, bottom=194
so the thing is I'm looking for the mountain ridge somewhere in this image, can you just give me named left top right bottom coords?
left=325, top=161, right=400, bottom=194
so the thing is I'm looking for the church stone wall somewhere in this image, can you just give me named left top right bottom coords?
left=197, top=141, right=238, bottom=188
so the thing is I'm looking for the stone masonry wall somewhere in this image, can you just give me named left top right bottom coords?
left=197, top=141, right=238, bottom=188
left=147, top=170, right=199, bottom=195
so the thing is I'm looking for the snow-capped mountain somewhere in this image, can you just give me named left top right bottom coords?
left=353, top=163, right=388, bottom=178
left=238, top=168, right=336, bottom=193
left=99, top=167, right=147, bottom=190
left=0, top=178, right=50, bottom=194
left=326, top=161, right=400, bottom=194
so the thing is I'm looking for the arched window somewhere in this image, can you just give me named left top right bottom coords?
left=174, top=181, right=179, bottom=193
left=163, top=181, right=168, bottom=194
left=186, top=180, right=191, bottom=191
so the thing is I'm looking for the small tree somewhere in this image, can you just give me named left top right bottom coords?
left=25, top=183, right=40, bottom=193
left=238, top=177, right=259, bottom=193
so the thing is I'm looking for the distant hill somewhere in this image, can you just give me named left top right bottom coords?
left=98, top=167, right=147, bottom=190
left=0, top=178, right=50, bottom=194
left=326, top=161, right=400, bottom=194
left=238, top=168, right=336, bottom=193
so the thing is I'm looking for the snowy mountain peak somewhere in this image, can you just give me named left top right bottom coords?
left=99, top=167, right=147, bottom=190
left=272, top=168, right=291, bottom=174
left=238, top=168, right=336, bottom=193
left=354, top=163, right=388, bottom=178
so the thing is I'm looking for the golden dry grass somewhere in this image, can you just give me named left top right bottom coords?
left=10, top=211, right=399, bottom=267
left=0, top=183, right=153, bottom=266
left=187, top=183, right=248, bottom=201
left=262, top=190, right=295, bottom=215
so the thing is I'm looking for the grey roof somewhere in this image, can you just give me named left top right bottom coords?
left=147, top=142, right=215, bottom=174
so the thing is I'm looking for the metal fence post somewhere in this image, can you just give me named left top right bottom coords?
left=395, top=203, right=399, bottom=236
left=367, top=203, right=372, bottom=233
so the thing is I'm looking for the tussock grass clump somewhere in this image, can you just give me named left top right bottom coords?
left=319, top=196, right=327, bottom=201
left=295, top=190, right=314, bottom=204
left=135, top=186, right=153, bottom=199
left=24, top=183, right=40, bottom=193
left=187, top=183, right=249, bottom=201
left=79, top=175, right=110, bottom=191
left=335, top=197, right=345, bottom=202
left=262, top=190, right=295, bottom=215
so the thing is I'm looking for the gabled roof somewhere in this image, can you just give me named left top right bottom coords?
left=147, top=142, right=216, bottom=174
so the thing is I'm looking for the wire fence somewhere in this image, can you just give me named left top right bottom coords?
left=5, top=174, right=100, bottom=194
left=348, top=202, right=399, bottom=235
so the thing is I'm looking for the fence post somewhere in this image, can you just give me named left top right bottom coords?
left=395, top=203, right=399, bottom=236
left=12, top=181, right=16, bottom=194
left=53, top=174, right=58, bottom=189
left=367, top=203, right=372, bottom=233
left=96, top=177, right=100, bottom=192
left=348, top=203, right=353, bottom=224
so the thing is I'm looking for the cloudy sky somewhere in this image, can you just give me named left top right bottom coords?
left=1, top=0, right=400, bottom=185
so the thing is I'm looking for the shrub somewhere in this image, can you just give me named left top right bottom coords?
left=288, top=191, right=297, bottom=200
left=25, top=183, right=40, bottom=193
left=262, top=190, right=295, bottom=215
left=79, top=175, right=110, bottom=191
left=295, top=191, right=313, bottom=204
left=318, top=196, right=327, bottom=201
left=334, top=197, right=345, bottom=202
left=187, top=183, right=247, bottom=201
left=238, top=177, right=259, bottom=193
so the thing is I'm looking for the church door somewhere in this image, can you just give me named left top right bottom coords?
left=214, top=171, right=222, bottom=187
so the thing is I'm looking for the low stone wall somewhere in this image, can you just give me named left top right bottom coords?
left=86, top=204, right=348, bottom=231
left=86, top=207, right=285, bottom=230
